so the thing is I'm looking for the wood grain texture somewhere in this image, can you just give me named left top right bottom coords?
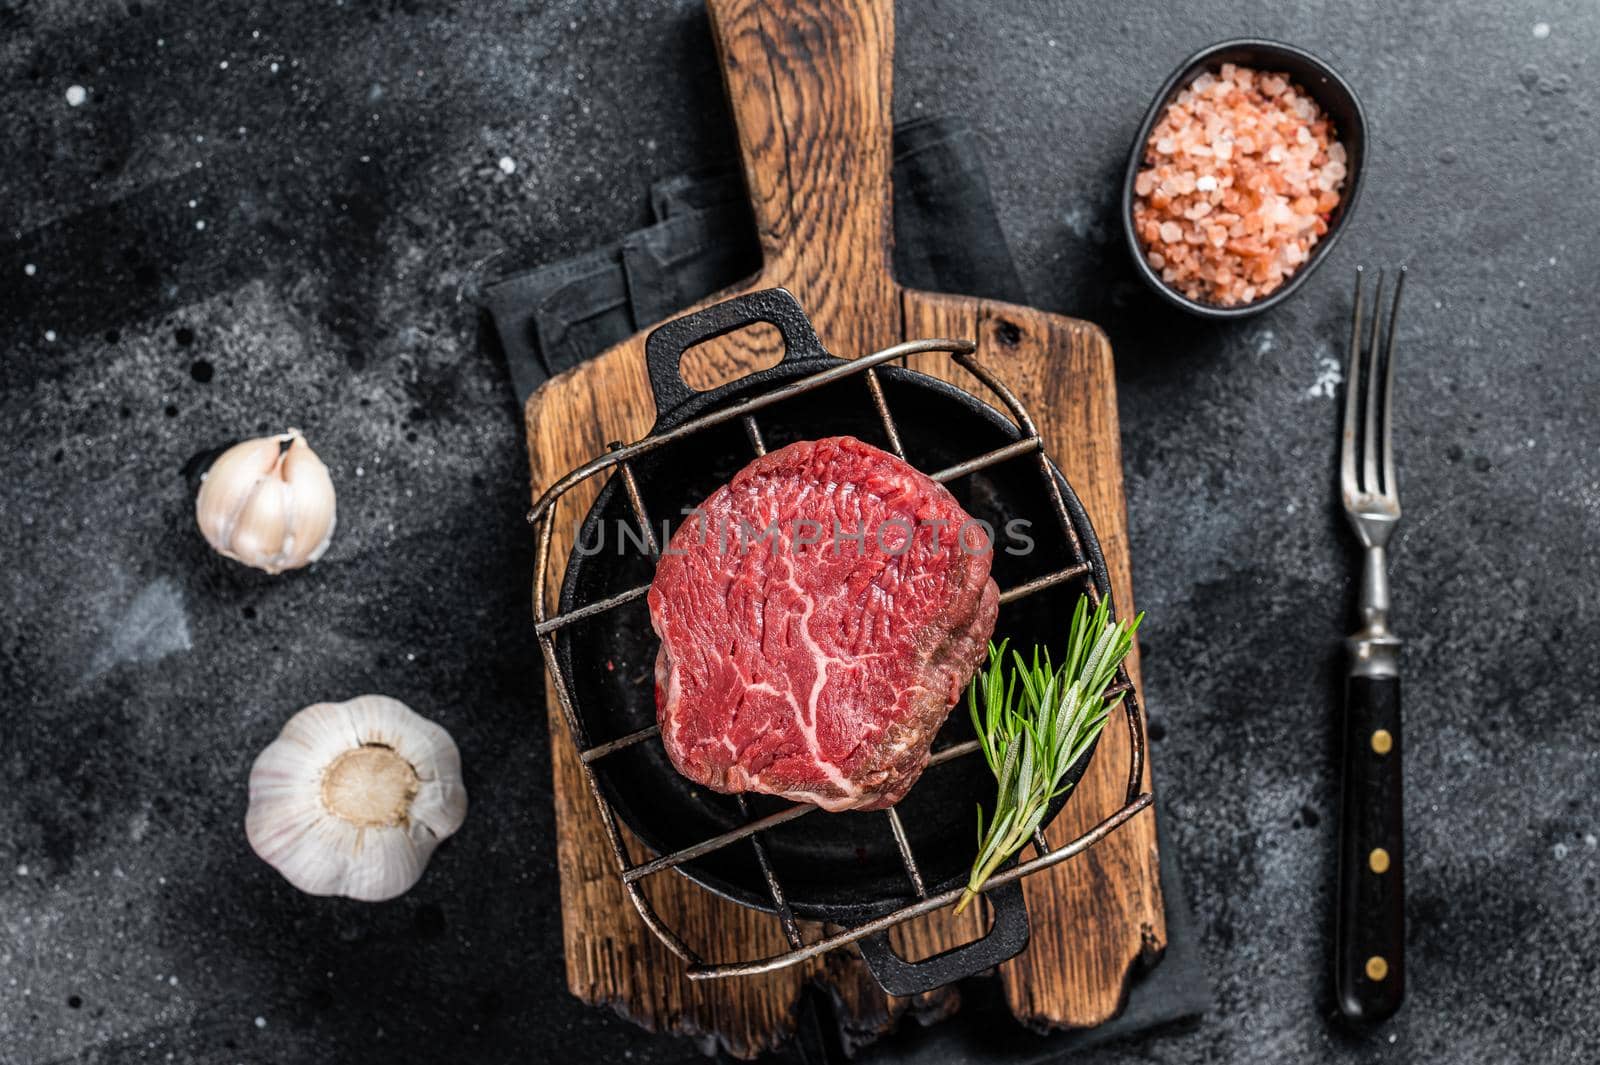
left=521, top=0, right=1164, bottom=1056
left=708, top=0, right=898, bottom=357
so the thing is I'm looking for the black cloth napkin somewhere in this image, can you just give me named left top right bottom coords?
left=483, top=113, right=1210, bottom=1059
left=485, top=115, right=1026, bottom=404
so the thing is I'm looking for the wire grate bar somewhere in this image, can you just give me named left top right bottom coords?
left=929, top=437, right=1041, bottom=484
left=534, top=582, right=649, bottom=635
left=928, top=738, right=980, bottom=766
left=622, top=803, right=816, bottom=884
left=1122, top=678, right=1145, bottom=810
left=884, top=807, right=927, bottom=897
left=580, top=724, right=661, bottom=764
left=997, top=563, right=1094, bottom=606
left=1033, top=449, right=1090, bottom=586
left=738, top=795, right=805, bottom=949
left=615, top=452, right=661, bottom=557
left=863, top=367, right=907, bottom=459
left=742, top=414, right=768, bottom=456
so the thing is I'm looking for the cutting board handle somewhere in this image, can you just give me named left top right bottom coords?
left=706, top=0, right=896, bottom=352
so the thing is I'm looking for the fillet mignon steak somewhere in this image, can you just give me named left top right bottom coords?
left=647, top=436, right=1000, bottom=812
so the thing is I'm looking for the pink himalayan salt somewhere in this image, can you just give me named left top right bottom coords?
left=1132, top=63, right=1346, bottom=307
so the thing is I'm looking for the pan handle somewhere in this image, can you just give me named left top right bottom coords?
left=855, top=880, right=1031, bottom=996
left=643, top=287, right=831, bottom=417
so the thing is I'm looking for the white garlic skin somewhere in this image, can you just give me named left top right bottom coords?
left=196, top=429, right=336, bottom=575
left=246, top=695, right=467, bottom=902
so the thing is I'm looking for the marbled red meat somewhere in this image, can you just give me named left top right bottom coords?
left=647, top=436, right=999, bottom=812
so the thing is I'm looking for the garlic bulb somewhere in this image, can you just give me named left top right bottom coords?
left=246, top=695, right=467, bottom=902
left=196, top=429, right=336, bottom=574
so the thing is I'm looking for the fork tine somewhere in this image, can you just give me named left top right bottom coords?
left=1362, top=269, right=1386, bottom=493
left=1341, top=268, right=1365, bottom=497
left=1379, top=267, right=1407, bottom=498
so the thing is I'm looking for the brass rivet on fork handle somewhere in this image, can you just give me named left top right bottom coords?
left=1335, top=267, right=1408, bottom=1023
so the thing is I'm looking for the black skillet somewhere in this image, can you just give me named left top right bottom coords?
left=556, top=288, right=1114, bottom=994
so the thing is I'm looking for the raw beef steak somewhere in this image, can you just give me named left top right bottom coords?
left=648, top=435, right=999, bottom=812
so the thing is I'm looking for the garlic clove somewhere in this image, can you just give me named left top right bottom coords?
left=195, top=436, right=282, bottom=552
left=279, top=440, right=337, bottom=566
left=231, top=473, right=291, bottom=566
left=337, top=827, right=428, bottom=903
left=196, top=429, right=336, bottom=575
left=246, top=695, right=467, bottom=902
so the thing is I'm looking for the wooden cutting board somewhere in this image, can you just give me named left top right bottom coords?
left=522, top=0, right=1165, bottom=1057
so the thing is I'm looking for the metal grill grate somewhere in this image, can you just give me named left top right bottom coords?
left=528, top=338, right=1152, bottom=980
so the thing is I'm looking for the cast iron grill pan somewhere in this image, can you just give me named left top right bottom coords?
left=551, top=289, right=1120, bottom=991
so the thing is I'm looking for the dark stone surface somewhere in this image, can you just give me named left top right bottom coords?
left=3, top=1, right=1596, bottom=1063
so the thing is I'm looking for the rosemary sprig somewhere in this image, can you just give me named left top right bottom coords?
left=954, top=595, right=1142, bottom=915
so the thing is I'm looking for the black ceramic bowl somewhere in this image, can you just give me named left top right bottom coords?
left=1121, top=38, right=1366, bottom=319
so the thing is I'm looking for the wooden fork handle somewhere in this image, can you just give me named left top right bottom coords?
left=1335, top=674, right=1405, bottom=1022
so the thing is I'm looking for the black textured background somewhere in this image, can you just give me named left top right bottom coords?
left=4, top=2, right=1597, bottom=1063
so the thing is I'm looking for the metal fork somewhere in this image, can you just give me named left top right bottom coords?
left=1335, top=266, right=1406, bottom=1023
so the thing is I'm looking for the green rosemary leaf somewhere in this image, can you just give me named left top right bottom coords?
left=997, top=732, right=1022, bottom=796
left=1016, top=734, right=1036, bottom=808
left=976, top=807, right=1017, bottom=868
left=969, top=639, right=1016, bottom=776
